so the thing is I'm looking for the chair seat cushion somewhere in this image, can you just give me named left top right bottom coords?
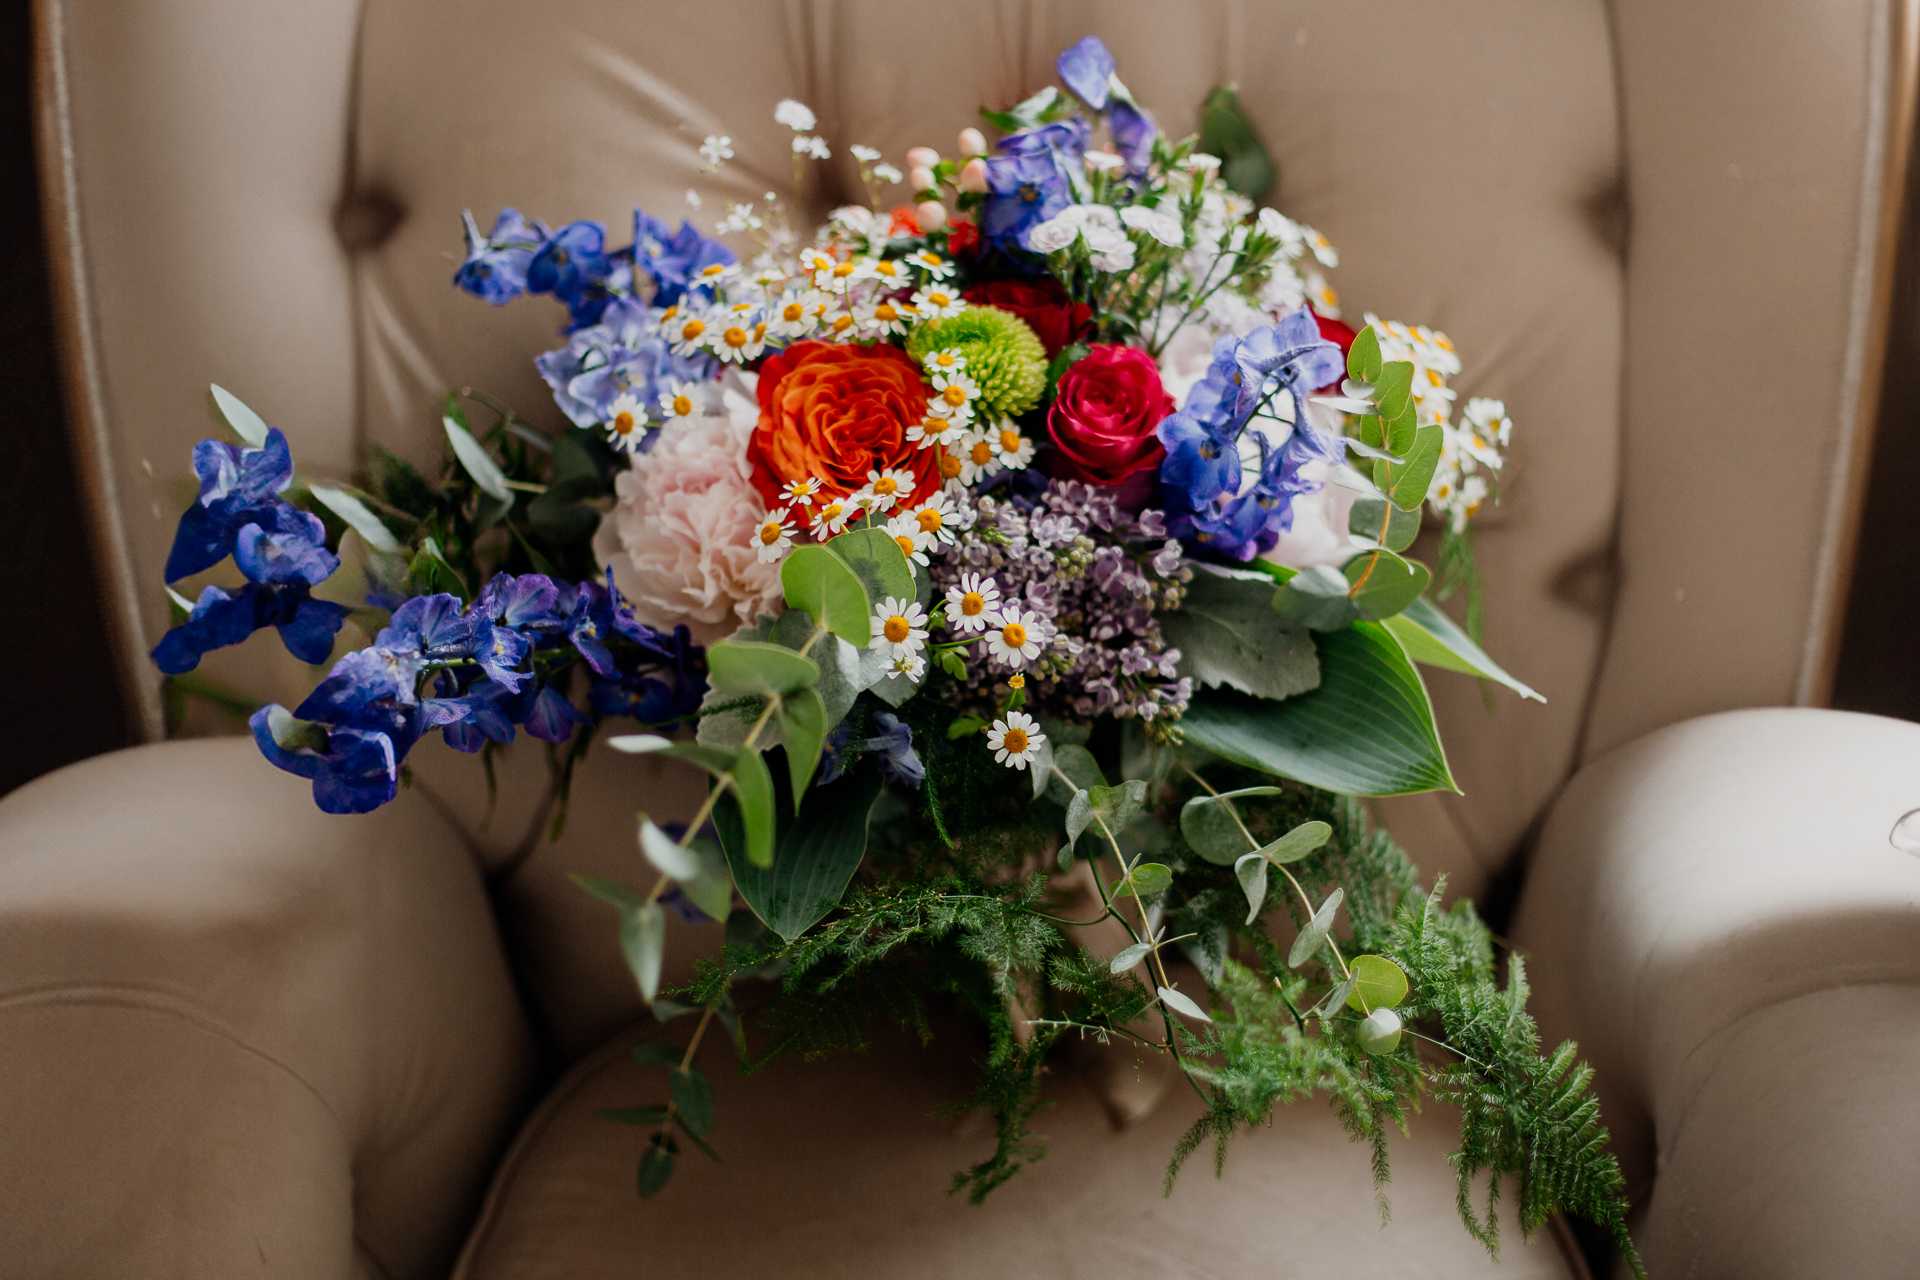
left=454, top=1019, right=1579, bottom=1278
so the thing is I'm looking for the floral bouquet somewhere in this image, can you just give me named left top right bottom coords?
left=150, top=35, right=1637, bottom=1270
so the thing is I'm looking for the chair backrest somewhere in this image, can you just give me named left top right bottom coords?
left=34, top=0, right=1916, bottom=1047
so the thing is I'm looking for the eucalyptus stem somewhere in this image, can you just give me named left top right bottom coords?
left=652, top=1005, right=718, bottom=1154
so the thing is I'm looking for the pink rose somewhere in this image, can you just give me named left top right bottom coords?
left=1045, top=344, right=1173, bottom=487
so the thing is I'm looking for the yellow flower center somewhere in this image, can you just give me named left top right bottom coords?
left=681, top=319, right=705, bottom=340
left=921, top=417, right=950, bottom=436
left=724, top=326, right=749, bottom=347
left=999, top=429, right=1021, bottom=453
left=927, top=291, right=952, bottom=308
left=916, top=508, right=942, bottom=533
left=934, top=352, right=958, bottom=368
left=938, top=452, right=963, bottom=479
left=612, top=411, right=636, bottom=435
left=1002, top=727, right=1029, bottom=754
left=874, top=304, right=899, bottom=322
left=831, top=314, right=855, bottom=333
left=833, top=262, right=857, bottom=278
left=753, top=322, right=767, bottom=341
left=942, top=385, right=969, bottom=407
left=875, top=261, right=900, bottom=278
left=672, top=395, right=692, bottom=416
left=759, top=522, right=783, bottom=545
left=961, top=592, right=985, bottom=616
left=1008, top=674, right=1025, bottom=689
left=659, top=305, right=679, bottom=323
left=971, top=441, right=994, bottom=466
left=817, top=502, right=844, bottom=523
left=883, top=616, right=911, bottom=643
left=917, top=253, right=941, bottom=266
left=872, top=476, right=898, bottom=496
left=701, top=264, right=727, bottom=278
left=783, top=303, right=804, bottom=321
left=1001, top=622, right=1027, bottom=647
left=894, top=535, right=917, bottom=558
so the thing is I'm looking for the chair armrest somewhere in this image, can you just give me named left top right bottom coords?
left=1513, top=708, right=1920, bottom=1275
left=0, top=738, right=536, bottom=1279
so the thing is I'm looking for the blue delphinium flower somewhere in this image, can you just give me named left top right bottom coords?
left=1056, top=35, right=1115, bottom=109
left=378, top=593, right=481, bottom=662
left=250, top=705, right=402, bottom=815
left=527, top=220, right=614, bottom=329
left=983, top=143, right=1077, bottom=258
left=233, top=504, right=339, bottom=586
left=165, top=428, right=295, bottom=581
left=863, top=713, right=925, bottom=788
left=1109, top=98, right=1157, bottom=174
left=632, top=208, right=737, bottom=306
left=1156, top=411, right=1240, bottom=512
left=534, top=302, right=714, bottom=428
left=453, top=208, right=550, bottom=304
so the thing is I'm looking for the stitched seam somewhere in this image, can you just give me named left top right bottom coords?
left=0, top=982, right=351, bottom=1142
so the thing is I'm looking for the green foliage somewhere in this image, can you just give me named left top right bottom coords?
left=905, top=306, right=1049, bottom=417
left=1197, top=85, right=1275, bottom=202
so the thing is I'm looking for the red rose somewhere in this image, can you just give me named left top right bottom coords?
left=1312, top=313, right=1357, bottom=392
left=1045, top=343, right=1173, bottom=487
left=962, top=278, right=1092, bottom=358
left=748, top=340, right=941, bottom=510
left=945, top=215, right=980, bottom=261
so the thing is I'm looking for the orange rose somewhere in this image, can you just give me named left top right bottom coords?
left=748, top=341, right=942, bottom=510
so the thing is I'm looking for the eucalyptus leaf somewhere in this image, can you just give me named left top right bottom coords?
left=669, top=1066, right=715, bottom=1138
left=570, top=873, right=643, bottom=910
left=1347, top=497, right=1420, bottom=554
left=1157, top=985, right=1212, bottom=1022
left=308, top=485, right=401, bottom=553
left=1345, top=954, right=1410, bottom=1013
left=1356, top=1007, right=1404, bottom=1055
left=1180, top=791, right=1255, bottom=865
left=730, top=745, right=778, bottom=868
left=658, top=742, right=740, bottom=778
left=209, top=384, right=270, bottom=446
left=1347, top=326, right=1382, bottom=384
left=1386, top=596, right=1544, bottom=702
left=1116, top=861, right=1172, bottom=897
left=827, top=527, right=916, bottom=606
left=444, top=416, right=512, bottom=501
left=1271, top=564, right=1361, bottom=631
left=716, top=757, right=885, bottom=942
left=1257, top=819, right=1333, bottom=865
left=637, top=1140, right=675, bottom=1198
left=1288, top=887, right=1344, bottom=968
left=632, top=1042, right=685, bottom=1068
left=1376, top=422, right=1443, bottom=509
left=1180, top=621, right=1457, bottom=796
left=620, top=902, right=666, bottom=1000
left=776, top=686, right=829, bottom=796
left=677, top=837, right=734, bottom=923
left=1082, top=780, right=1148, bottom=854
left=707, top=638, right=819, bottom=699
left=608, top=734, right=675, bottom=754
left=780, top=545, right=871, bottom=647
left=1343, top=550, right=1431, bottom=622
left=1317, top=972, right=1360, bottom=1021
left=1161, top=563, right=1321, bottom=700
left=1064, top=789, right=1094, bottom=856
left=1028, top=734, right=1055, bottom=801
left=1178, top=922, right=1228, bottom=986
left=1109, top=940, right=1151, bottom=974
left=1373, top=361, right=1415, bottom=419
left=1043, top=743, right=1105, bottom=805
left=638, top=817, right=703, bottom=880
left=1234, top=852, right=1269, bottom=925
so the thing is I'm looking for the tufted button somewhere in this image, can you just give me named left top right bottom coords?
left=334, top=186, right=407, bottom=252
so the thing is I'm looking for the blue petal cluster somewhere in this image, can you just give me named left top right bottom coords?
left=251, top=569, right=705, bottom=814
left=1155, top=308, right=1346, bottom=561
left=152, top=428, right=350, bottom=673
left=535, top=296, right=714, bottom=430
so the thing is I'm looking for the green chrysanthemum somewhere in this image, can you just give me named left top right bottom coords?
left=905, top=305, right=1048, bottom=418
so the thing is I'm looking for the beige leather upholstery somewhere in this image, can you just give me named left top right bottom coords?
left=22, top=0, right=1920, bottom=1274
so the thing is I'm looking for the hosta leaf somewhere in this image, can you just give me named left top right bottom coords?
left=716, top=757, right=884, bottom=941
left=1160, top=564, right=1320, bottom=700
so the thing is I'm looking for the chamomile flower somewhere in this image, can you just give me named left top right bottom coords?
left=808, top=497, right=853, bottom=537
left=657, top=380, right=700, bottom=423
left=884, top=513, right=933, bottom=567
left=781, top=476, right=825, bottom=508
left=768, top=289, right=826, bottom=338
left=797, top=249, right=837, bottom=276
left=709, top=316, right=768, bottom=364
left=911, top=285, right=967, bottom=318
left=887, top=652, right=927, bottom=682
left=944, top=572, right=1001, bottom=633
left=921, top=347, right=967, bottom=377
left=956, top=432, right=1001, bottom=484
left=907, top=249, right=954, bottom=279
left=752, top=509, right=796, bottom=563
left=986, top=711, right=1045, bottom=770
left=990, top=425, right=1035, bottom=470
left=866, top=257, right=912, bottom=289
left=822, top=308, right=861, bottom=342
left=934, top=445, right=967, bottom=488
left=819, top=257, right=864, bottom=290
left=668, top=312, right=713, bottom=358
left=929, top=368, right=980, bottom=418
left=859, top=298, right=912, bottom=337
left=858, top=467, right=915, bottom=513
left=906, top=410, right=964, bottom=449
left=869, top=596, right=929, bottom=660
left=984, top=606, right=1046, bottom=669
left=603, top=393, right=649, bottom=453
left=905, top=490, right=958, bottom=546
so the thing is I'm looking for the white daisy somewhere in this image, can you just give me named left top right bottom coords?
left=911, top=285, right=967, bottom=318
left=955, top=431, right=1001, bottom=484
left=886, top=652, right=927, bottom=682
left=668, top=312, right=714, bottom=358
left=986, top=711, right=1045, bottom=770
left=884, top=512, right=933, bottom=567
left=656, top=380, right=700, bottom=424
left=905, top=410, right=964, bottom=450
left=984, top=606, right=1046, bottom=669
left=821, top=308, right=861, bottom=342
left=797, top=249, right=838, bottom=276
left=929, top=368, right=980, bottom=419
left=908, top=250, right=954, bottom=280
left=858, top=297, right=912, bottom=337
left=865, top=257, right=912, bottom=290
left=818, top=257, right=865, bottom=290
left=603, top=393, right=650, bottom=453
left=752, top=509, right=796, bottom=563
left=710, top=315, right=768, bottom=364
left=868, top=596, right=929, bottom=660
left=689, top=259, right=738, bottom=292
left=945, top=572, right=1001, bottom=633
left=905, top=491, right=958, bottom=546
left=857, top=467, right=916, bottom=514
left=990, top=425, right=1035, bottom=471
left=768, top=289, right=823, bottom=339
left=808, top=497, right=853, bottom=537
left=922, top=347, right=967, bottom=377
left=781, top=477, right=825, bottom=508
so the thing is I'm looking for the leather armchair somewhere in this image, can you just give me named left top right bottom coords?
left=13, top=1, right=1920, bottom=1274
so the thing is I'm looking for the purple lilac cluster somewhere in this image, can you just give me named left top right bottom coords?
left=935, top=479, right=1193, bottom=728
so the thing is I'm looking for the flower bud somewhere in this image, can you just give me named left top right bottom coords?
left=906, top=146, right=941, bottom=170
left=915, top=200, right=948, bottom=232
left=958, top=127, right=987, bottom=157
left=958, top=157, right=989, bottom=193
left=909, top=165, right=936, bottom=191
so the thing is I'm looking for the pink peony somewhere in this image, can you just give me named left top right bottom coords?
left=596, top=394, right=785, bottom=646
